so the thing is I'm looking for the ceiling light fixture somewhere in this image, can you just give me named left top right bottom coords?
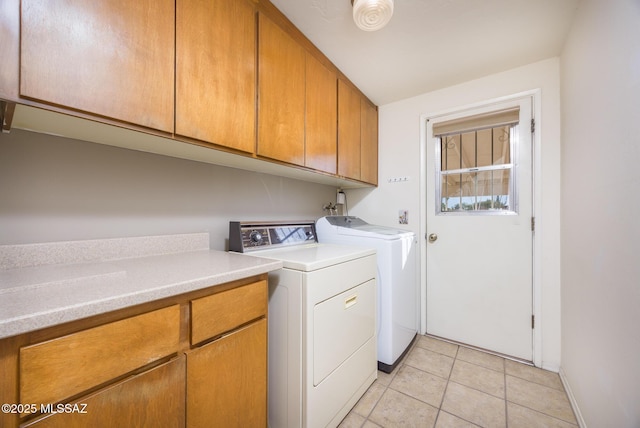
left=351, top=0, right=394, bottom=32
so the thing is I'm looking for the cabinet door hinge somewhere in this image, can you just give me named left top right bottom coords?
left=531, top=118, right=535, bottom=134
left=532, top=315, right=535, bottom=329
left=531, top=217, right=535, bottom=232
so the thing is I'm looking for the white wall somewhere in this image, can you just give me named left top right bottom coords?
left=560, top=0, right=640, bottom=426
left=346, top=58, right=563, bottom=370
left=0, top=129, right=337, bottom=249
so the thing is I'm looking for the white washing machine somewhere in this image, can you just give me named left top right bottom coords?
left=316, top=216, right=418, bottom=373
left=229, top=221, right=377, bottom=428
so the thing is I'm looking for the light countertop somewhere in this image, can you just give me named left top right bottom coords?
left=0, top=233, right=282, bottom=340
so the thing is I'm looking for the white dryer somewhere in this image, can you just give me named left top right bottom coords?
left=316, top=216, right=418, bottom=372
left=229, top=220, right=377, bottom=428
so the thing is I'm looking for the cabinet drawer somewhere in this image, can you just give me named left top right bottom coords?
left=20, top=305, right=180, bottom=406
left=191, top=280, right=267, bottom=345
left=22, top=356, right=185, bottom=428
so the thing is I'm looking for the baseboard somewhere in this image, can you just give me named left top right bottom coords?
left=559, top=367, right=587, bottom=428
left=541, top=362, right=560, bottom=373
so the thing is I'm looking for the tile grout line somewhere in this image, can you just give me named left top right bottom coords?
left=429, top=340, right=458, bottom=417
left=432, top=344, right=458, bottom=427
left=360, top=342, right=413, bottom=427
left=361, top=372, right=391, bottom=426
left=503, top=373, right=580, bottom=425
left=438, top=345, right=484, bottom=428
left=505, top=372, right=566, bottom=391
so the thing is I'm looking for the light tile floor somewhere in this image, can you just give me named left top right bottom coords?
left=339, top=335, right=578, bottom=428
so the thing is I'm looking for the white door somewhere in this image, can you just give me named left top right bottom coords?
left=425, top=97, right=533, bottom=361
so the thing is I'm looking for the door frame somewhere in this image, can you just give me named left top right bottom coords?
left=419, top=89, right=543, bottom=367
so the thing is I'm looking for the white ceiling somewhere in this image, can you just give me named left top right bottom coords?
left=270, top=0, right=581, bottom=106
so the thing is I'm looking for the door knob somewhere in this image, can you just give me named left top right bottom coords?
left=428, top=233, right=438, bottom=243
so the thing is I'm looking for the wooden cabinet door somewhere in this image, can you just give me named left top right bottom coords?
left=305, top=54, right=337, bottom=174
left=20, top=0, right=174, bottom=132
left=338, top=80, right=361, bottom=180
left=187, top=319, right=267, bottom=428
left=257, top=13, right=305, bottom=165
left=23, top=357, right=185, bottom=428
left=0, top=0, right=19, bottom=101
left=360, top=100, right=379, bottom=185
left=176, top=0, right=256, bottom=153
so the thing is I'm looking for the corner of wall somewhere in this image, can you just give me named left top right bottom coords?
left=559, top=367, right=587, bottom=428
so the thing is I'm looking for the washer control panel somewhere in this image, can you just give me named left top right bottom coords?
left=229, top=221, right=317, bottom=252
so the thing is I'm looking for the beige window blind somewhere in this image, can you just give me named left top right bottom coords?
left=432, top=107, right=519, bottom=137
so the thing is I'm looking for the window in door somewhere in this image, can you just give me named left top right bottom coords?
left=433, top=108, right=520, bottom=214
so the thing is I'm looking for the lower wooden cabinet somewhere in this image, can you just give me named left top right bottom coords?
left=22, top=357, right=186, bottom=428
left=187, top=319, right=267, bottom=428
left=191, top=280, right=267, bottom=345
left=19, top=305, right=181, bottom=407
left=0, top=277, right=268, bottom=428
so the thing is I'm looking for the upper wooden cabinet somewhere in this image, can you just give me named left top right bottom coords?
left=3, top=0, right=376, bottom=187
left=305, top=54, right=338, bottom=175
left=0, top=0, right=19, bottom=102
left=338, top=80, right=362, bottom=181
left=257, top=12, right=306, bottom=165
left=338, top=79, right=378, bottom=185
left=19, top=0, right=175, bottom=133
left=360, top=100, right=379, bottom=185
left=176, top=0, right=256, bottom=153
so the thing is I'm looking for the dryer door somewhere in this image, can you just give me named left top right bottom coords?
left=313, top=279, right=375, bottom=385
